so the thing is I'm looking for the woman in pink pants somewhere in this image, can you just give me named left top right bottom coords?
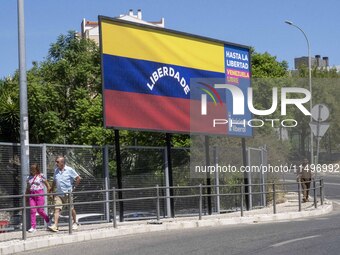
left=26, top=164, right=51, bottom=233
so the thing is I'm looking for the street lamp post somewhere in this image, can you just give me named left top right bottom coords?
left=18, top=0, right=30, bottom=235
left=285, top=20, right=314, bottom=164
left=18, top=0, right=30, bottom=191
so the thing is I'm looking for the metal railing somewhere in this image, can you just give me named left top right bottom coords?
left=0, top=178, right=324, bottom=240
left=0, top=142, right=268, bottom=216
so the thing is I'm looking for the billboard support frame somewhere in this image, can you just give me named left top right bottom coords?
left=165, top=133, right=175, bottom=218
left=99, top=15, right=253, bottom=216
left=204, top=136, right=212, bottom=215
left=242, top=138, right=250, bottom=210
left=114, top=129, right=124, bottom=221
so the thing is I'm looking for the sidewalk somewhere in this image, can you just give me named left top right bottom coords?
left=0, top=193, right=333, bottom=255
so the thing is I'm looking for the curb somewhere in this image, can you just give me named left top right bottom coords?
left=0, top=202, right=333, bottom=255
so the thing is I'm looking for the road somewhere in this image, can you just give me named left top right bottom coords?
left=323, top=174, right=340, bottom=202
left=19, top=173, right=340, bottom=255
left=19, top=205, right=340, bottom=255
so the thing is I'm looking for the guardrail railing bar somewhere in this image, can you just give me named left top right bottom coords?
left=22, top=193, right=27, bottom=240
left=240, top=184, right=244, bottom=217
left=320, top=179, right=323, bottom=205
left=68, top=191, right=73, bottom=235
left=156, top=185, right=160, bottom=222
left=0, top=179, right=326, bottom=240
left=113, top=187, right=117, bottom=228
left=298, top=181, right=301, bottom=211
left=199, top=184, right=202, bottom=220
left=313, top=180, right=317, bottom=208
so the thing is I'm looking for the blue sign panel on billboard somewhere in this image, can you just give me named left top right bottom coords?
left=224, top=45, right=252, bottom=137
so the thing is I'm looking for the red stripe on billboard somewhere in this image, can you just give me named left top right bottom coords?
left=104, top=90, right=228, bottom=134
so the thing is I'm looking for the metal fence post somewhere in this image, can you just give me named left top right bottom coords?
left=240, top=184, right=244, bottom=217
left=199, top=184, right=202, bottom=220
left=313, top=179, right=317, bottom=208
left=103, top=145, right=110, bottom=223
left=298, top=180, right=301, bottom=212
left=156, top=185, right=160, bottom=222
left=163, top=148, right=171, bottom=218
left=113, top=188, right=117, bottom=228
left=272, top=183, right=276, bottom=214
left=68, top=191, right=73, bottom=234
left=22, top=193, right=27, bottom=240
left=42, top=143, right=49, bottom=224
left=320, top=179, right=324, bottom=205
left=260, top=147, right=266, bottom=207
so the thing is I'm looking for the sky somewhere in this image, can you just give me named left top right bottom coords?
left=1, top=0, right=340, bottom=78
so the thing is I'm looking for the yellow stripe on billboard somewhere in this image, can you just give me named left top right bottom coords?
left=101, top=21, right=225, bottom=73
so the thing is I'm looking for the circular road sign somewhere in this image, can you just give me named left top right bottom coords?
left=311, top=104, right=329, bottom=122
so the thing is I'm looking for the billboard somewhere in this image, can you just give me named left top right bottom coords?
left=100, top=16, right=252, bottom=136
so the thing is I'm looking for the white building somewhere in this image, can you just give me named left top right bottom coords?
left=81, top=9, right=165, bottom=44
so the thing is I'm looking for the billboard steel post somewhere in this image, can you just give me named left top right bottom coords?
left=204, top=136, right=212, bottom=215
left=165, top=133, right=175, bottom=218
left=114, top=130, right=124, bottom=222
left=242, top=138, right=250, bottom=210
left=213, top=146, right=220, bottom=214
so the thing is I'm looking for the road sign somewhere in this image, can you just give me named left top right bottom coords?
left=310, top=104, right=330, bottom=165
left=311, top=104, right=329, bottom=122
left=309, top=122, right=330, bottom=138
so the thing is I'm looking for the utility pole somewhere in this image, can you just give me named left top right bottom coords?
left=18, top=0, right=30, bottom=194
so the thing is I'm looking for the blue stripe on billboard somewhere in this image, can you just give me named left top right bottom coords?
left=103, top=54, right=225, bottom=100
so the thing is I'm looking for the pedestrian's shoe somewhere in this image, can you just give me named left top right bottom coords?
left=48, top=224, right=59, bottom=232
left=72, top=222, right=78, bottom=230
left=28, top=227, right=36, bottom=233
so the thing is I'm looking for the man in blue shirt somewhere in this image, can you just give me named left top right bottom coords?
left=48, top=156, right=81, bottom=232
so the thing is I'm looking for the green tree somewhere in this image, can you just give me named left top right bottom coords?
left=26, top=63, right=65, bottom=143
left=250, top=51, right=290, bottom=135
left=33, top=31, right=112, bottom=145
left=290, top=67, right=340, bottom=158
left=0, top=31, right=113, bottom=145
left=251, top=51, right=288, bottom=78
left=0, top=77, right=20, bottom=142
